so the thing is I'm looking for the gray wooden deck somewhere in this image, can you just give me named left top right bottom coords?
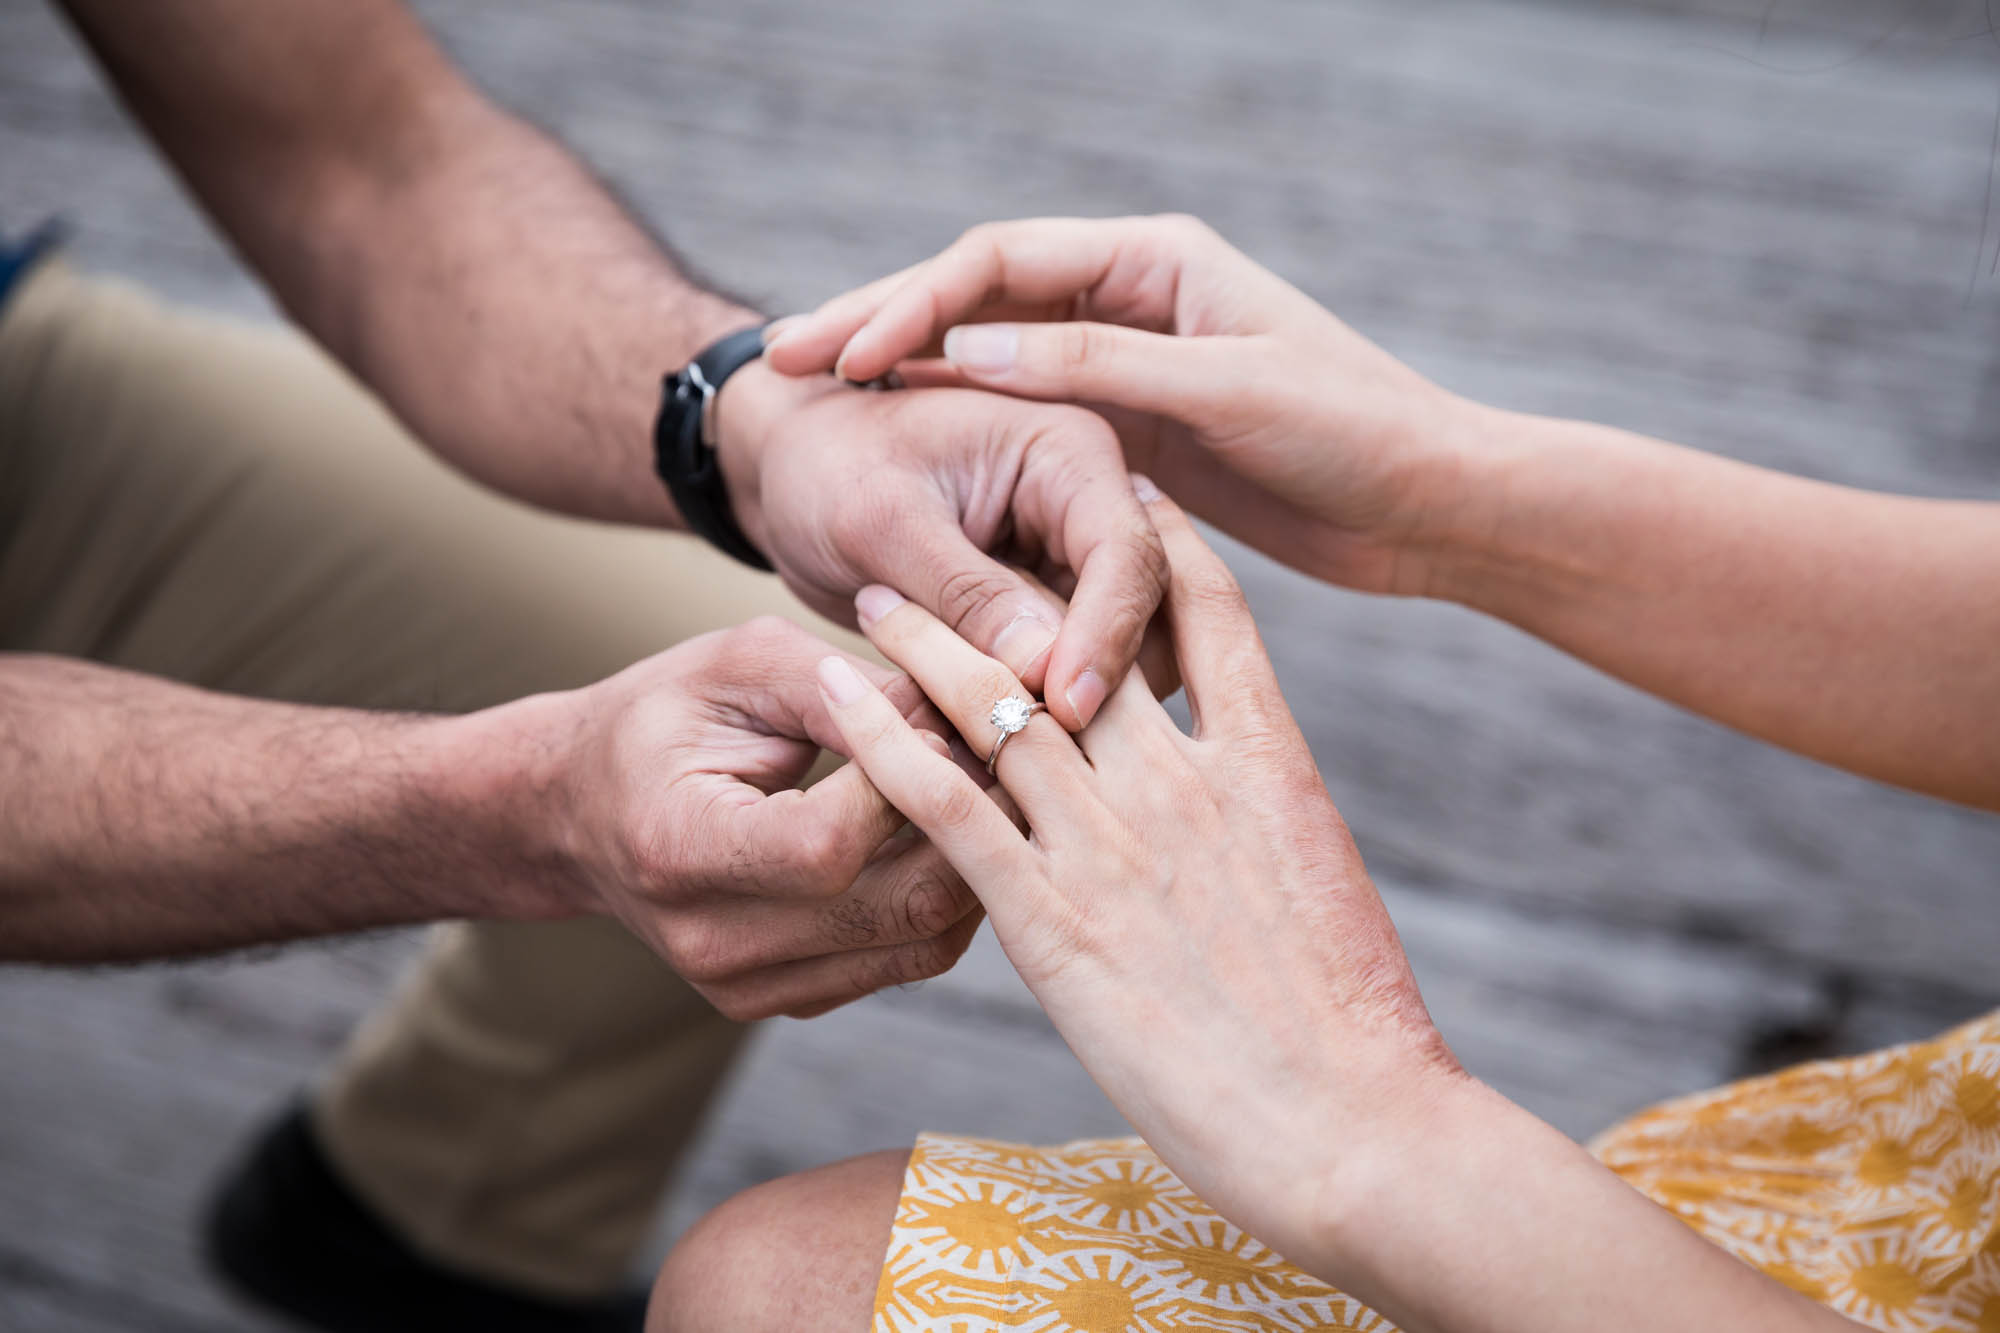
left=3, top=0, right=1999, bottom=1327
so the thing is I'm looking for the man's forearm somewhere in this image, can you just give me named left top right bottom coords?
left=59, top=0, right=768, bottom=526
left=1432, top=410, right=2000, bottom=810
left=0, top=655, right=567, bottom=962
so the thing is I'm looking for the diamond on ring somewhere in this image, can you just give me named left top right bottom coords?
left=985, top=696, right=1046, bottom=774
left=990, top=696, right=1035, bottom=735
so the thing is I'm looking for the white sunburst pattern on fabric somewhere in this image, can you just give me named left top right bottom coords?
left=873, top=1135, right=1403, bottom=1332
left=877, top=1012, right=2000, bottom=1332
left=1937, top=1245, right=2000, bottom=1332
left=1588, top=1009, right=2000, bottom=1328
left=1935, top=1042, right=2000, bottom=1160
left=1833, top=1094, right=1966, bottom=1225
left=1819, top=1229, right=1957, bottom=1332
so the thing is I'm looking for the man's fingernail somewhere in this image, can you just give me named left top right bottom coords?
left=992, top=608, right=1059, bottom=672
left=920, top=731, right=953, bottom=759
left=943, top=324, right=1019, bottom=372
left=1131, top=473, right=1164, bottom=504
left=817, top=655, right=869, bottom=706
left=762, top=315, right=805, bottom=348
left=1065, top=668, right=1107, bottom=725
left=855, top=584, right=907, bottom=628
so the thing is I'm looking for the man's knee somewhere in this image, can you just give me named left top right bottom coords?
left=649, top=1148, right=909, bottom=1333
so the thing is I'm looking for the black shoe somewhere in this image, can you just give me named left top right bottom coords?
left=202, top=1104, right=647, bottom=1333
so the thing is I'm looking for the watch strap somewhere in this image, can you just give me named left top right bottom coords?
left=655, top=323, right=775, bottom=571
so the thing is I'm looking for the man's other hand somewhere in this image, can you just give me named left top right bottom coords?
left=710, top=365, right=1168, bottom=730
left=481, top=617, right=980, bottom=1020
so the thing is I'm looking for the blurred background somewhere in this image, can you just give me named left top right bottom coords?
left=3, top=0, right=1999, bottom=1327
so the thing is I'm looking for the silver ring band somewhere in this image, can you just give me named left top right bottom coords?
left=985, top=698, right=1046, bottom=774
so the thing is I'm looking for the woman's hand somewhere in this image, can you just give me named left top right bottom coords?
left=812, top=482, right=1458, bottom=1273
left=810, top=489, right=1856, bottom=1333
left=766, top=215, right=1487, bottom=596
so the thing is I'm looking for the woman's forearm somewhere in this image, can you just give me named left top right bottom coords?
left=1304, top=1073, right=1855, bottom=1333
left=1432, top=408, right=2000, bottom=810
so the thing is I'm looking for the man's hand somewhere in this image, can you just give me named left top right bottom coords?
left=709, top=364, right=1169, bottom=730
left=0, top=623, right=981, bottom=1000
left=483, top=616, right=983, bottom=1020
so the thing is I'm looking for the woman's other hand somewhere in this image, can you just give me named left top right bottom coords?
left=766, top=215, right=1486, bottom=597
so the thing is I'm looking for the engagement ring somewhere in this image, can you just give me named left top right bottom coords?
left=985, top=696, right=1045, bottom=773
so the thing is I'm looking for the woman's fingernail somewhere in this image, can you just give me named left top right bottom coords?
left=1131, top=473, right=1164, bottom=504
left=943, top=324, right=1019, bottom=372
left=855, top=584, right=907, bottom=628
left=920, top=731, right=953, bottom=759
left=817, top=655, right=869, bottom=706
left=992, top=608, right=1059, bottom=672
left=762, top=315, right=806, bottom=348
left=1065, top=668, right=1108, bottom=725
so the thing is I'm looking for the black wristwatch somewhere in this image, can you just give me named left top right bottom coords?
left=655, top=323, right=775, bottom=571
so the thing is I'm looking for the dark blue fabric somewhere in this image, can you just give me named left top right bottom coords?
left=0, top=220, right=68, bottom=317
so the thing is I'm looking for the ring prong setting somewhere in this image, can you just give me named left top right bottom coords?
left=990, top=696, right=1034, bottom=734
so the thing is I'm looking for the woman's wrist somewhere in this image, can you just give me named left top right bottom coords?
left=1291, top=1063, right=1503, bottom=1275
left=1417, top=403, right=1677, bottom=621
left=1291, top=1061, right=1841, bottom=1333
left=1270, top=1040, right=1484, bottom=1284
left=1290, top=385, right=1518, bottom=602
left=1175, top=1015, right=1471, bottom=1293
left=1372, top=393, right=1531, bottom=603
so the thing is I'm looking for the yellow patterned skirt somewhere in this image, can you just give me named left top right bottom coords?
left=871, top=1010, right=2000, bottom=1332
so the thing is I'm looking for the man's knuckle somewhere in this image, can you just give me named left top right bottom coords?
left=668, top=922, right=736, bottom=985
left=1185, top=567, right=1251, bottom=621
left=737, top=614, right=805, bottom=654
left=675, top=625, right=732, bottom=664
left=721, top=982, right=793, bottom=1022
left=843, top=948, right=903, bottom=998
left=1021, top=402, right=1120, bottom=465
left=789, top=821, right=852, bottom=889
left=1117, top=535, right=1173, bottom=610
left=626, top=820, right=682, bottom=900
left=899, top=867, right=965, bottom=939
left=1135, top=513, right=1171, bottom=571
left=822, top=893, right=886, bottom=948
left=935, top=565, right=1020, bottom=633
left=895, top=937, right=953, bottom=985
